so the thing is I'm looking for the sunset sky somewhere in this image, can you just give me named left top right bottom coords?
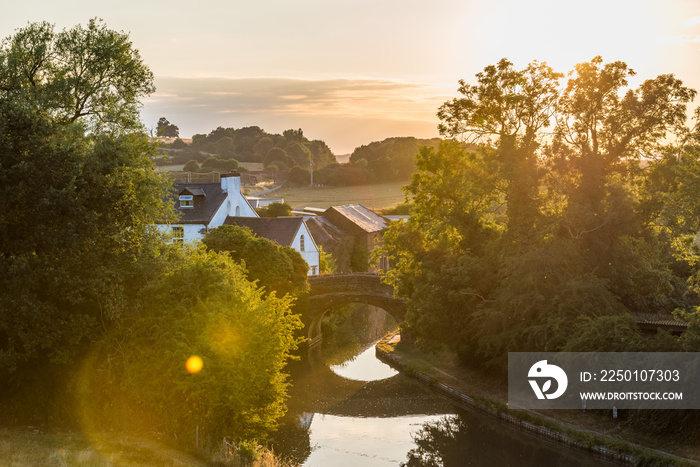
left=3, top=0, right=700, bottom=154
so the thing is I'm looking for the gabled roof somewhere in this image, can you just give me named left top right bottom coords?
left=170, top=183, right=226, bottom=224
left=224, top=217, right=304, bottom=247
left=180, top=187, right=206, bottom=197
left=325, top=204, right=387, bottom=233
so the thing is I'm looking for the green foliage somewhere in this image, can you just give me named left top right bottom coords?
left=350, top=242, right=369, bottom=272
left=380, top=57, right=700, bottom=375
left=157, top=117, right=179, bottom=137
left=201, top=156, right=239, bottom=172
left=287, top=166, right=310, bottom=185
left=203, top=225, right=309, bottom=298
left=99, top=250, right=303, bottom=442
left=183, top=159, right=199, bottom=172
left=264, top=147, right=290, bottom=168
left=170, top=137, right=187, bottom=149
left=216, top=136, right=235, bottom=158
left=0, top=19, right=155, bottom=133
left=0, top=94, right=173, bottom=374
left=191, top=125, right=336, bottom=166
left=319, top=246, right=336, bottom=274
left=350, top=137, right=442, bottom=181
left=256, top=202, right=293, bottom=218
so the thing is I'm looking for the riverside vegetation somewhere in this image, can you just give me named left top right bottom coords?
left=379, top=57, right=700, bottom=441
left=0, top=20, right=307, bottom=464
left=4, top=16, right=700, bottom=465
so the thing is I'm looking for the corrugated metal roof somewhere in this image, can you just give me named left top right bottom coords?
left=329, top=204, right=387, bottom=233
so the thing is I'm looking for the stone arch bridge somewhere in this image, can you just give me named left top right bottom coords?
left=306, top=273, right=406, bottom=348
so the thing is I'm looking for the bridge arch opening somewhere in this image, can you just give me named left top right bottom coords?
left=312, top=302, right=398, bottom=381
left=307, top=273, right=406, bottom=348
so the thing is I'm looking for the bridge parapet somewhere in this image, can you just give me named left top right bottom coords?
left=309, top=273, right=395, bottom=297
left=306, top=273, right=406, bottom=346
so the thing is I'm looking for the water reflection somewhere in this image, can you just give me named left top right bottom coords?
left=273, top=304, right=607, bottom=466
left=304, top=414, right=445, bottom=467
left=329, top=343, right=399, bottom=381
left=405, top=414, right=608, bottom=467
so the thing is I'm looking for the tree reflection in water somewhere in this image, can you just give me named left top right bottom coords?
left=405, top=414, right=605, bottom=467
left=405, top=416, right=466, bottom=467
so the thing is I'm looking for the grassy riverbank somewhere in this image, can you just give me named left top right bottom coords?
left=377, top=332, right=700, bottom=466
left=0, top=427, right=294, bottom=467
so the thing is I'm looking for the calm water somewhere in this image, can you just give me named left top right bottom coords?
left=273, top=340, right=610, bottom=466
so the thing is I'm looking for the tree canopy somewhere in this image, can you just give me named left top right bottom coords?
left=89, top=250, right=303, bottom=441
left=0, top=20, right=304, bottom=449
left=381, top=57, right=700, bottom=380
left=0, top=19, right=154, bottom=133
left=203, top=225, right=309, bottom=298
left=156, top=117, right=179, bottom=137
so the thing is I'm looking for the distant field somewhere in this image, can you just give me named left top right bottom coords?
left=264, top=181, right=408, bottom=210
left=156, top=162, right=263, bottom=172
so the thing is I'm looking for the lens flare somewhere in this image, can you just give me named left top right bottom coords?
left=186, top=355, right=204, bottom=374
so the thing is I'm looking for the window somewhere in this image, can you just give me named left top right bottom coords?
left=179, top=195, right=193, bottom=208
left=310, top=265, right=317, bottom=276
left=172, top=226, right=184, bottom=245
left=235, top=206, right=240, bottom=216
left=300, top=234, right=305, bottom=252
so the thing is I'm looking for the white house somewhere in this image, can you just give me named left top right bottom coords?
left=223, top=216, right=321, bottom=276
left=158, top=172, right=258, bottom=243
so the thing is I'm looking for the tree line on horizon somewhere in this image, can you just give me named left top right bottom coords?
left=156, top=120, right=442, bottom=186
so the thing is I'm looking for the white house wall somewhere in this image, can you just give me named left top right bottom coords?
left=291, top=222, right=320, bottom=276
left=157, top=224, right=206, bottom=243
left=220, top=175, right=258, bottom=219
left=208, top=194, right=257, bottom=230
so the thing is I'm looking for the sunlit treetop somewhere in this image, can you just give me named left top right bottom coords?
left=437, top=58, right=562, bottom=144
left=0, top=18, right=154, bottom=134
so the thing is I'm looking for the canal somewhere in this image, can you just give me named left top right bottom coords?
left=272, top=304, right=612, bottom=466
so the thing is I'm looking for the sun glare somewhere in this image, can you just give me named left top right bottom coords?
left=471, top=0, right=667, bottom=77
left=186, top=355, right=204, bottom=374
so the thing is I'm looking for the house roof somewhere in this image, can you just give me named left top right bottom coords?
left=326, top=204, right=387, bottom=233
left=170, top=183, right=226, bottom=224
left=634, top=313, right=687, bottom=331
left=180, top=187, right=206, bottom=197
left=224, top=217, right=304, bottom=247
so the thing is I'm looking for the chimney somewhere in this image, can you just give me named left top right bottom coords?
left=220, top=171, right=241, bottom=194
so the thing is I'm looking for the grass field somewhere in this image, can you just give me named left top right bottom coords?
left=0, top=428, right=207, bottom=467
left=261, top=181, right=408, bottom=210
left=0, top=427, right=293, bottom=466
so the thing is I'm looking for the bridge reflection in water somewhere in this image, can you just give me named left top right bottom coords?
left=270, top=274, right=614, bottom=466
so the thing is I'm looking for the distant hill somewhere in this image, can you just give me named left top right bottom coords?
left=154, top=126, right=337, bottom=171
left=286, top=136, right=443, bottom=187
left=350, top=136, right=442, bottom=180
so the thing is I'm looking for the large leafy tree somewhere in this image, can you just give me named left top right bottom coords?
left=0, top=18, right=154, bottom=133
left=0, top=21, right=170, bottom=379
left=383, top=57, right=700, bottom=370
left=203, top=225, right=309, bottom=299
left=86, top=251, right=303, bottom=442
left=438, top=59, right=561, bottom=244
left=156, top=117, right=179, bottom=137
